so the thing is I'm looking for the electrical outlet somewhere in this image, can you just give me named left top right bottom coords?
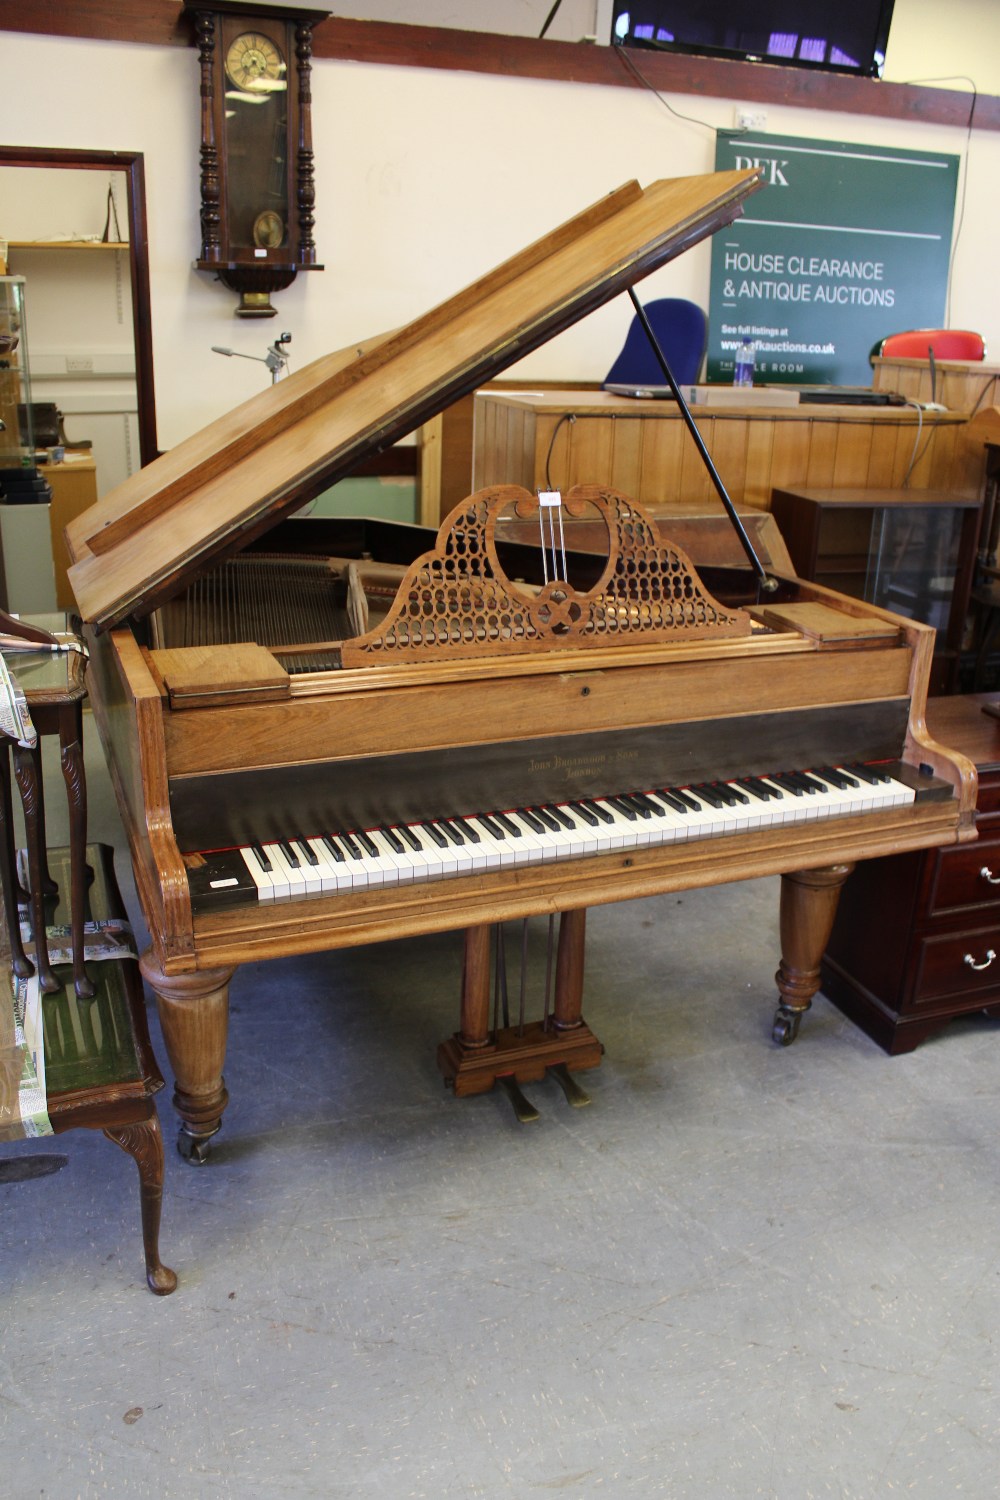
left=66, top=355, right=94, bottom=373
left=734, top=107, right=768, bottom=131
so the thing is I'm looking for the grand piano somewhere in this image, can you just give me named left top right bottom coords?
left=65, top=169, right=978, bottom=1158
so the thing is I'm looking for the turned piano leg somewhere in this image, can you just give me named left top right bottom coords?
left=773, top=864, right=854, bottom=1045
left=140, top=952, right=235, bottom=1162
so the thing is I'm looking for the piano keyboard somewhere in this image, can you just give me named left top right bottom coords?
left=187, top=763, right=918, bottom=911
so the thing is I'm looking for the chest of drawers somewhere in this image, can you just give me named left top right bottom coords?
left=821, top=693, right=1000, bottom=1052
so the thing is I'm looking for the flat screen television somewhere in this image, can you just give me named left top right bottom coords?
left=610, top=1, right=895, bottom=79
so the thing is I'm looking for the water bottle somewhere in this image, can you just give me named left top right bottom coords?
left=733, top=337, right=755, bottom=387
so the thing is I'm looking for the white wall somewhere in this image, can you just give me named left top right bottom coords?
left=0, top=10, right=997, bottom=451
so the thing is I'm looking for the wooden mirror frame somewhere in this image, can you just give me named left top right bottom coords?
left=0, top=144, right=159, bottom=466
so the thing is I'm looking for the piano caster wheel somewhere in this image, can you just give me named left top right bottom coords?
left=176, top=1127, right=215, bottom=1164
left=772, top=1007, right=802, bottom=1047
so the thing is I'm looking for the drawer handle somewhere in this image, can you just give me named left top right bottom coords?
left=964, top=949, right=997, bottom=971
left=980, top=866, right=1000, bottom=886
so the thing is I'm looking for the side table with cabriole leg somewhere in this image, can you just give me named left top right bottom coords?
left=0, top=610, right=92, bottom=998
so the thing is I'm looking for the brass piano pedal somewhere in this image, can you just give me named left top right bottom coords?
left=547, top=1061, right=592, bottom=1108
left=496, top=1074, right=541, bottom=1123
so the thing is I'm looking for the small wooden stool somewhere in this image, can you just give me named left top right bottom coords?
left=12, top=843, right=176, bottom=1294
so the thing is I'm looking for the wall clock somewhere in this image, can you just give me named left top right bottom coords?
left=185, top=2, right=329, bottom=317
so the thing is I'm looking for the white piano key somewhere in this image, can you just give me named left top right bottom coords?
left=305, top=836, right=355, bottom=892
left=368, top=828, right=416, bottom=884
left=240, top=845, right=277, bottom=901
left=263, top=840, right=309, bottom=899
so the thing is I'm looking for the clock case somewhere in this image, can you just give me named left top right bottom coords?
left=185, top=2, right=329, bottom=317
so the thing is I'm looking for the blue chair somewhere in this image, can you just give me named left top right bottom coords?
left=603, top=297, right=708, bottom=388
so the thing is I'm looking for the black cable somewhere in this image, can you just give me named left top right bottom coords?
left=538, top=1, right=563, bottom=41
left=968, top=373, right=999, bottom=420
left=613, top=37, right=717, bottom=134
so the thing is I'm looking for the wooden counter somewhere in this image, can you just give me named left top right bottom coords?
left=45, top=455, right=98, bottom=609
left=471, top=387, right=980, bottom=517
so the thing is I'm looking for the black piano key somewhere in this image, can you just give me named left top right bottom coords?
left=692, top=783, right=725, bottom=809
left=380, top=826, right=405, bottom=854
left=495, top=812, right=522, bottom=836
left=769, top=774, right=805, bottom=797
left=278, top=839, right=301, bottom=867
left=321, top=834, right=345, bottom=862
left=569, top=801, right=599, bottom=826
left=339, top=832, right=364, bottom=859
left=653, top=789, right=689, bottom=814
left=816, top=765, right=857, bottom=789
left=670, top=789, right=702, bottom=812
left=607, top=796, right=637, bottom=821
left=294, top=837, right=319, bottom=865
left=531, top=806, right=561, bottom=832
left=355, top=830, right=380, bottom=858
left=620, top=794, right=652, bottom=819
left=583, top=800, right=614, bottom=824
left=796, top=772, right=831, bottom=794
left=849, top=761, right=889, bottom=784
left=397, top=823, right=423, bottom=851
left=251, top=842, right=273, bottom=872
left=740, top=776, right=778, bottom=801
left=455, top=818, right=481, bottom=844
left=714, top=782, right=747, bottom=806
left=518, top=809, right=547, bottom=833
left=544, top=804, right=576, bottom=830
left=423, top=822, right=449, bottom=848
left=477, top=813, right=507, bottom=839
left=437, top=819, right=465, bottom=846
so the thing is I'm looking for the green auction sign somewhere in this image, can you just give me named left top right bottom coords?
left=708, top=131, right=958, bottom=386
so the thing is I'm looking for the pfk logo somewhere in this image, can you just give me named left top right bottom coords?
left=733, top=155, right=789, bottom=186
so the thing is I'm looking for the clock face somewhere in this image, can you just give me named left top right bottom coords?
left=225, top=30, right=285, bottom=91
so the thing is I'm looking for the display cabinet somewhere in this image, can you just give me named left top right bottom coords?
left=0, top=275, right=37, bottom=475
left=0, top=276, right=58, bottom=610
left=770, top=485, right=982, bottom=694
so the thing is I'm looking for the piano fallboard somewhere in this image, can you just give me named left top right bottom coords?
left=168, top=699, right=917, bottom=853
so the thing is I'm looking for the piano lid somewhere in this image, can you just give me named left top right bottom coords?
left=66, top=168, right=763, bottom=633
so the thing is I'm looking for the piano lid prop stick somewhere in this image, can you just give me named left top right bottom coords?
left=625, top=286, right=778, bottom=595
left=537, top=491, right=568, bottom=584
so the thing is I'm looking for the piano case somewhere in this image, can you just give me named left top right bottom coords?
left=60, top=168, right=978, bottom=1156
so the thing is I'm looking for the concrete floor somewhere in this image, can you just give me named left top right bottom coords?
left=2, top=715, right=999, bottom=1499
